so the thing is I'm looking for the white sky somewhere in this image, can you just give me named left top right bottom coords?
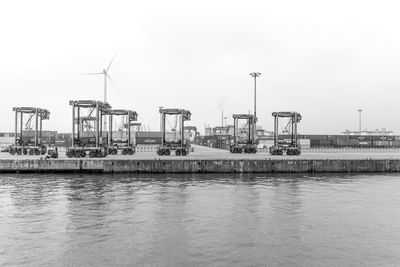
left=1, top=0, right=400, bottom=134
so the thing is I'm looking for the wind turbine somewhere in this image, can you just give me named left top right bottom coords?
left=80, top=52, right=118, bottom=104
left=80, top=52, right=118, bottom=131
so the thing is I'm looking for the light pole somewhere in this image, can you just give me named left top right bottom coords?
left=357, top=109, right=363, bottom=133
left=159, top=106, right=164, bottom=131
left=250, top=72, right=261, bottom=140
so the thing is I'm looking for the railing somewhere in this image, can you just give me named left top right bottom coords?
left=136, top=146, right=158, bottom=152
left=302, top=147, right=400, bottom=153
left=135, top=146, right=195, bottom=153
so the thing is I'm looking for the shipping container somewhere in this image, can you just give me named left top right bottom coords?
left=135, top=137, right=162, bottom=145
left=310, top=140, right=320, bottom=147
left=357, top=136, right=373, bottom=141
left=381, top=141, right=389, bottom=146
left=0, top=137, right=14, bottom=145
left=334, top=139, right=349, bottom=146
left=136, top=131, right=162, bottom=138
left=348, top=139, right=359, bottom=146
left=349, top=135, right=360, bottom=140
left=373, top=136, right=396, bottom=141
left=306, top=135, right=328, bottom=141
left=327, top=135, right=349, bottom=141
left=359, top=141, right=372, bottom=146
left=299, top=139, right=311, bottom=145
left=319, top=140, right=333, bottom=146
left=392, top=141, right=400, bottom=147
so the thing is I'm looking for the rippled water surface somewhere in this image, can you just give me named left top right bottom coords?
left=1, top=173, right=400, bottom=266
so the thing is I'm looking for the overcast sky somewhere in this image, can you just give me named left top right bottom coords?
left=1, top=0, right=400, bottom=134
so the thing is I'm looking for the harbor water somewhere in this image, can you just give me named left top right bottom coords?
left=1, top=173, right=399, bottom=266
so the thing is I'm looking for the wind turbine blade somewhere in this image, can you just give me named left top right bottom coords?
left=106, top=73, right=125, bottom=101
left=106, top=50, right=119, bottom=72
left=78, top=72, right=103, bottom=75
left=106, top=73, right=116, bottom=86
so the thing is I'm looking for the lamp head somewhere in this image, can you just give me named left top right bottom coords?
left=250, top=72, right=261, bottom=77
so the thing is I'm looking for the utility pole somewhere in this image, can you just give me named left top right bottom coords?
left=250, top=72, right=261, bottom=140
left=357, top=109, right=363, bottom=133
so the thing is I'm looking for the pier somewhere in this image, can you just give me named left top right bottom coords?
left=1, top=145, right=400, bottom=173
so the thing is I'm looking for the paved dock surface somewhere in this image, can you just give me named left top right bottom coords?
left=1, top=145, right=400, bottom=160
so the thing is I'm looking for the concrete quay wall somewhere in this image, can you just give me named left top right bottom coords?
left=1, top=158, right=400, bottom=173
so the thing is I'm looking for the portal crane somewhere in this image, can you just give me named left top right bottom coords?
left=66, top=100, right=111, bottom=158
left=230, top=114, right=257, bottom=153
left=107, top=109, right=138, bottom=155
left=157, top=108, right=191, bottom=156
left=9, top=107, right=57, bottom=157
left=270, top=111, right=302, bottom=156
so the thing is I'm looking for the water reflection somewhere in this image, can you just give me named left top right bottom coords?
left=0, top=173, right=400, bottom=266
